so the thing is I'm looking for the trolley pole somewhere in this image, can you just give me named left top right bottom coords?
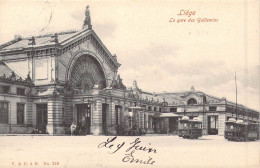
left=235, top=72, right=238, bottom=120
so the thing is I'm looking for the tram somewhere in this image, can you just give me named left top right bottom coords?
left=178, top=116, right=202, bottom=139
left=224, top=118, right=259, bottom=141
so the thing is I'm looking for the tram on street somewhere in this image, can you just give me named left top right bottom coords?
left=224, top=118, right=259, bottom=141
left=178, top=116, right=202, bottom=139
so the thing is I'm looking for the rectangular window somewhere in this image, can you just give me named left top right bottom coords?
left=17, top=103, right=25, bottom=124
left=170, top=108, right=177, bottom=112
left=148, top=106, right=152, bottom=111
left=159, top=108, right=162, bottom=112
left=0, top=85, right=10, bottom=94
left=209, top=106, right=217, bottom=111
left=154, top=107, right=157, bottom=111
left=0, top=101, right=9, bottom=124
left=17, top=88, right=25, bottom=95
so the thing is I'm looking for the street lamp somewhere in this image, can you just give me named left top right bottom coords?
left=129, top=110, right=133, bottom=129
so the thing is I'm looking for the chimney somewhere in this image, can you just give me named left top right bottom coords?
left=14, top=35, right=22, bottom=40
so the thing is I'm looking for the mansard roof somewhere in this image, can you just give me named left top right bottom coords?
left=0, top=30, right=78, bottom=51
left=0, top=29, right=120, bottom=68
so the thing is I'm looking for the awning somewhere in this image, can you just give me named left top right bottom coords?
left=128, top=106, right=145, bottom=110
left=175, top=113, right=199, bottom=117
left=153, top=113, right=183, bottom=118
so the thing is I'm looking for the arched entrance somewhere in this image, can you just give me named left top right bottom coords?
left=69, top=54, right=107, bottom=135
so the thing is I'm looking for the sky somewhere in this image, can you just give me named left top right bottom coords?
left=0, top=0, right=259, bottom=110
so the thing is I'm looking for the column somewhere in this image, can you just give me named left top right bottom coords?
left=63, top=97, right=73, bottom=125
left=108, top=99, right=116, bottom=134
left=111, top=101, right=116, bottom=127
left=120, top=103, right=125, bottom=124
left=218, top=113, right=226, bottom=136
left=91, top=99, right=102, bottom=135
left=140, top=111, right=145, bottom=129
left=198, top=114, right=207, bottom=135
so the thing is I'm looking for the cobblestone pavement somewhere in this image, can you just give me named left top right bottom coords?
left=0, top=135, right=259, bottom=168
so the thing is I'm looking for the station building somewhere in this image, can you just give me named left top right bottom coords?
left=0, top=10, right=259, bottom=136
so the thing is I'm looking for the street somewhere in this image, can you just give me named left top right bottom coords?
left=0, top=135, right=259, bottom=168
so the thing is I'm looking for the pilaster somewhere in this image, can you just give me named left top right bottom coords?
left=198, top=114, right=207, bottom=135
left=218, top=113, right=226, bottom=136
left=46, top=93, right=65, bottom=135
left=26, top=98, right=33, bottom=125
left=90, top=99, right=102, bottom=135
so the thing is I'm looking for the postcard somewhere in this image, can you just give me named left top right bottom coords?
left=0, top=0, right=259, bottom=168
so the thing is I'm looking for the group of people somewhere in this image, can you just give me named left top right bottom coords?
left=70, top=121, right=89, bottom=136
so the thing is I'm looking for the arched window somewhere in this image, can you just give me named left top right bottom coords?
left=187, top=98, right=197, bottom=105
left=70, top=55, right=106, bottom=91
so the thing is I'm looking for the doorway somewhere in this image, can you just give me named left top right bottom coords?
left=36, top=104, right=47, bottom=133
left=102, top=104, right=108, bottom=134
left=76, top=104, right=91, bottom=135
left=207, top=115, right=218, bottom=135
left=169, top=118, right=178, bottom=134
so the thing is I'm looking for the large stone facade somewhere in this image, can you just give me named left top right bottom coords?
left=0, top=12, right=259, bottom=136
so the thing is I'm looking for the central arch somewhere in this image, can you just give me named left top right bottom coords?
left=69, top=54, right=106, bottom=91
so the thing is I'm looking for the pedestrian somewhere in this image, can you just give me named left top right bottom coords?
left=70, top=122, right=76, bottom=136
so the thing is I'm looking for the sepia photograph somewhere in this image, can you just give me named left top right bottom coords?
left=0, top=0, right=259, bottom=167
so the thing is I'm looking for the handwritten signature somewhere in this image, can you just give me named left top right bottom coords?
left=98, top=136, right=157, bottom=165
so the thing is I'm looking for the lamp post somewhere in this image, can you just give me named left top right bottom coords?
left=129, top=110, right=133, bottom=129
left=162, top=98, right=168, bottom=113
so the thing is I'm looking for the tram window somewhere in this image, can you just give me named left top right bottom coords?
left=184, top=123, right=187, bottom=128
left=193, top=123, right=201, bottom=129
left=226, top=124, right=235, bottom=131
left=179, top=123, right=183, bottom=129
left=230, top=125, right=233, bottom=130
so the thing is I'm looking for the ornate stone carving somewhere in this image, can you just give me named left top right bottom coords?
left=110, top=74, right=126, bottom=90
